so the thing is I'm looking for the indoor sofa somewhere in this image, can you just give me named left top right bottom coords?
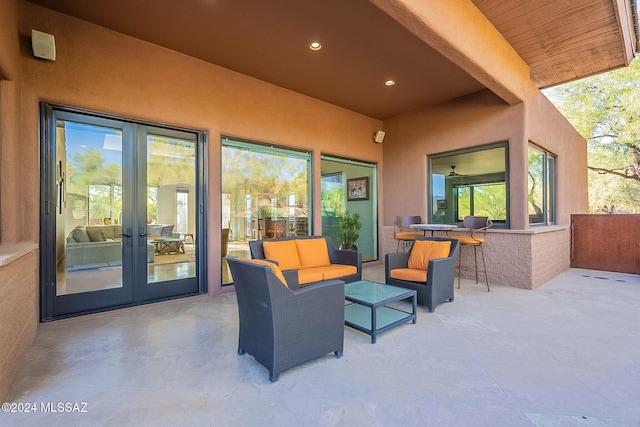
left=249, top=235, right=361, bottom=288
left=66, top=225, right=154, bottom=270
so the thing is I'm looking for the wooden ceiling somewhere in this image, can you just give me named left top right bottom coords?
left=472, top=0, right=638, bottom=88
left=27, top=0, right=638, bottom=118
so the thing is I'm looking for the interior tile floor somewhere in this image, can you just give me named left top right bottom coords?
left=5, top=265, right=640, bottom=426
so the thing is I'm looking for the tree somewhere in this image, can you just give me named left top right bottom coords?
left=543, top=56, right=640, bottom=212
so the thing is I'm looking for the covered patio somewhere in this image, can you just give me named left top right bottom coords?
left=6, top=263, right=639, bottom=426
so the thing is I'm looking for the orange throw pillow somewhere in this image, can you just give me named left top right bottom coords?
left=241, top=258, right=288, bottom=286
left=295, top=238, right=331, bottom=269
left=262, top=240, right=302, bottom=270
left=408, top=240, right=451, bottom=271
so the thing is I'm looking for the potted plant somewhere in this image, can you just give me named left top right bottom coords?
left=338, top=211, right=362, bottom=250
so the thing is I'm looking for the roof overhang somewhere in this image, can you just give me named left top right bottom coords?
left=26, top=0, right=639, bottom=118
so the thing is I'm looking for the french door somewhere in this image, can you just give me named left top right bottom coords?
left=40, top=104, right=207, bottom=320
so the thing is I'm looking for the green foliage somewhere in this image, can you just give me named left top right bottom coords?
left=543, top=56, right=640, bottom=212
left=338, top=211, right=361, bottom=248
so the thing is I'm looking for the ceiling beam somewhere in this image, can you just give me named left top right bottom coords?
left=370, top=0, right=532, bottom=105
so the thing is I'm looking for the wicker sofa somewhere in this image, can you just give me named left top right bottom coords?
left=248, top=235, right=361, bottom=288
left=66, top=225, right=154, bottom=271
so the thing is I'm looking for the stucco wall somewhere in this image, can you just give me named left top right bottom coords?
left=0, top=0, right=20, bottom=80
left=382, top=89, right=527, bottom=228
left=525, top=91, right=589, bottom=225
left=0, top=0, right=35, bottom=404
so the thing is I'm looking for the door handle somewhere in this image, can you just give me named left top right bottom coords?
left=118, top=232, right=132, bottom=238
left=139, top=232, right=148, bottom=237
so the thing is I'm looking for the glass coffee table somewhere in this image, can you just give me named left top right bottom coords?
left=344, top=280, right=417, bottom=343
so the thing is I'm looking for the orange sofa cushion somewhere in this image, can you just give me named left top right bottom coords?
left=241, top=258, right=288, bottom=286
left=295, top=238, right=331, bottom=269
left=408, top=240, right=451, bottom=271
left=390, top=268, right=428, bottom=283
left=298, top=269, right=325, bottom=285
left=262, top=240, right=302, bottom=270
left=303, top=264, right=358, bottom=281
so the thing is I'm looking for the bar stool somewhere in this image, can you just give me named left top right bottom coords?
left=394, top=215, right=423, bottom=252
left=449, top=216, right=491, bottom=291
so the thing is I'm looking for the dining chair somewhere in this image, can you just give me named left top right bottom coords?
left=394, top=215, right=423, bottom=252
left=449, top=216, right=492, bottom=291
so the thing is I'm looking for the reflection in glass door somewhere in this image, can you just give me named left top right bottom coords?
left=55, top=121, right=126, bottom=298
left=40, top=105, right=205, bottom=320
left=145, top=133, right=197, bottom=290
left=221, top=138, right=311, bottom=285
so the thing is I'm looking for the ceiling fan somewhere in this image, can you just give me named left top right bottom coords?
left=448, top=165, right=462, bottom=176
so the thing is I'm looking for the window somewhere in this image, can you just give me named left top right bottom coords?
left=528, top=144, right=556, bottom=225
left=429, top=143, right=508, bottom=227
left=221, top=137, right=311, bottom=285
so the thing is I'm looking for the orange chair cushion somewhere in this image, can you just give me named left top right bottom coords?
left=408, top=240, right=452, bottom=271
left=262, top=240, right=302, bottom=270
left=304, top=264, right=358, bottom=281
left=241, top=258, right=288, bottom=286
left=297, top=269, right=325, bottom=285
left=390, top=268, right=428, bottom=282
left=451, top=235, right=484, bottom=245
left=295, top=238, right=331, bottom=269
left=395, top=231, right=423, bottom=240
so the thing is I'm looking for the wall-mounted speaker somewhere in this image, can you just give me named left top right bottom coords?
left=373, top=130, right=385, bottom=143
left=31, top=30, right=56, bottom=61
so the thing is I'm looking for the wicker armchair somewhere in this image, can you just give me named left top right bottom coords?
left=385, top=237, right=459, bottom=313
left=227, top=257, right=345, bottom=382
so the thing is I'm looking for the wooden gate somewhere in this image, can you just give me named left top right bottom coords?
left=571, top=214, right=640, bottom=274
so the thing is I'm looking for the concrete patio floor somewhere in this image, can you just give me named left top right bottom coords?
left=4, top=263, right=640, bottom=426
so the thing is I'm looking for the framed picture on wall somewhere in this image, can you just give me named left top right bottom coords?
left=347, top=177, right=369, bottom=201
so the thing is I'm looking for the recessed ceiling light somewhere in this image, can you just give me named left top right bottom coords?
left=309, top=42, right=322, bottom=51
left=385, top=80, right=396, bottom=86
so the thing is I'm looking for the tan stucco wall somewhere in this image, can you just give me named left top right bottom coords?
left=382, top=88, right=587, bottom=230
left=0, top=0, right=37, bottom=403
left=380, top=85, right=586, bottom=288
left=525, top=92, right=589, bottom=225
left=382, top=90, right=527, bottom=227
left=0, top=0, right=19, bottom=80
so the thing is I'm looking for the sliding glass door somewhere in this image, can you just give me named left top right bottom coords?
left=40, top=105, right=206, bottom=320
left=221, top=138, right=311, bottom=285
left=320, top=155, right=378, bottom=262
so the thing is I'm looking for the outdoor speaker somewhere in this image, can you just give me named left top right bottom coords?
left=31, top=30, right=56, bottom=61
left=373, top=130, right=385, bottom=143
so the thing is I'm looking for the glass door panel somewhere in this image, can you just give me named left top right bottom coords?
left=56, top=120, right=125, bottom=296
left=320, top=156, right=378, bottom=262
left=221, top=138, right=311, bottom=285
left=146, top=133, right=197, bottom=287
